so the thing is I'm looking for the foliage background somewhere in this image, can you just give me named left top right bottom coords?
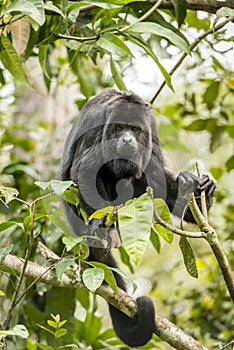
left=0, top=1, right=234, bottom=349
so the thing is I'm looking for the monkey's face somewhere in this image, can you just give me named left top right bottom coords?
left=102, top=103, right=152, bottom=178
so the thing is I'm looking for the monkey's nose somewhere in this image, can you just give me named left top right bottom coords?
left=123, top=136, right=132, bottom=144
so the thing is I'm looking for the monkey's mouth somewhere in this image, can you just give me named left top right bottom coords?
left=116, top=144, right=138, bottom=157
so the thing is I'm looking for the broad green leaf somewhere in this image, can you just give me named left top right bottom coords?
left=179, top=236, right=198, bottom=278
left=0, top=184, right=19, bottom=204
left=4, top=0, right=45, bottom=26
left=35, top=181, right=51, bottom=190
left=89, top=206, right=114, bottom=221
left=55, top=257, right=77, bottom=281
left=127, top=34, right=173, bottom=91
left=89, top=261, right=118, bottom=294
left=62, top=236, right=83, bottom=251
left=118, top=193, right=153, bottom=265
left=82, top=268, right=105, bottom=293
left=0, top=35, right=29, bottom=86
left=63, top=186, right=79, bottom=206
left=44, top=2, right=65, bottom=17
left=51, top=180, right=73, bottom=195
left=130, top=22, right=190, bottom=53
left=0, top=325, right=29, bottom=339
left=0, top=221, right=24, bottom=233
left=110, top=56, right=127, bottom=91
left=153, top=198, right=173, bottom=243
left=97, top=32, right=133, bottom=58
left=171, top=0, right=187, bottom=27
left=10, top=16, right=31, bottom=55
left=0, top=245, right=13, bottom=263
left=0, top=266, right=17, bottom=277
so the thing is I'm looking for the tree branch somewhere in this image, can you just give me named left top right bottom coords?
left=2, top=253, right=207, bottom=350
left=150, top=15, right=234, bottom=104
left=148, top=0, right=234, bottom=14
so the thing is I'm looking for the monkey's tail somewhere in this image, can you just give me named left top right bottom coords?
left=109, top=296, right=155, bottom=347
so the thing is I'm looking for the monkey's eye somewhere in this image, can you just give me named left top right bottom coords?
left=131, top=126, right=141, bottom=134
left=115, top=124, right=124, bottom=132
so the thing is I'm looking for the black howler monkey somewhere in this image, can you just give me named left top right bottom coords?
left=61, top=89, right=215, bottom=347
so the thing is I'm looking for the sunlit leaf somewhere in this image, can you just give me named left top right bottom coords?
left=118, top=193, right=153, bottom=265
left=97, top=32, right=133, bottom=58
left=4, top=0, right=45, bottom=26
left=130, top=22, right=190, bottom=53
left=82, top=268, right=105, bottom=293
left=0, top=36, right=28, bottom=85
left=10, top=16, right=31, bottom=55
left=110, top=56, right=127, bottom=91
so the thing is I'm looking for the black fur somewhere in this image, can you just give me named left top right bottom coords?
left=61, top=89, right=215, bottom=347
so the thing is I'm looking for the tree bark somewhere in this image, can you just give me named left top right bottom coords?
left=150, top=0, right=234, bottom=13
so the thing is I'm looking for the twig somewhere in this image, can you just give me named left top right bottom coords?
left=150, top=15, right=234, bottom=104
left=196, top=162, right=208, bottom=222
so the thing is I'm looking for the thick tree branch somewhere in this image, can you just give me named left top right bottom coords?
left=78, top=1, right=234, bottom=14
left=2, top=254, right=207, bottom=350
left=149, top=0, right=234, bottom=14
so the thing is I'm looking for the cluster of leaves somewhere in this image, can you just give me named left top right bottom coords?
left=0, top=0, right=192, bottom=98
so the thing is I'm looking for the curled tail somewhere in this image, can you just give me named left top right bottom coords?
left=109, top=296, right=155, bottom=347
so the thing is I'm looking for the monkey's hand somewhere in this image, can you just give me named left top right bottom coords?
left=177, top=171, right=216, bottom=200
left=85, top=219, right=121, bottom=248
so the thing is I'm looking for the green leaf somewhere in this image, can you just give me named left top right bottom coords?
left=34, top=181, right=51, bottom=190
left=0, top=221, right=24, bottom=233
left=118, top=193, right=153, bottom=265
left=0, top=184, right=19, bottom=204
left=51, top=180, right=73, bottom=195
left=63, top=186, right=79, bottom=206
left=226, top=125, right=234, bottom=139
left=44, top=2, right=65, bottom=17
left=171, top=0, right=187, bottom=27
left=47, top=320, right=57, bottom=329
left=130, top=22, right=190, bottom=53
left=110, top=56, right=127, bottom=91
left=153, top=199, right=173, bottom=243
left=62, top=236, right=83, bottom=251
left=203, top=81, right=220, bottom=110
left=82, top=268, right=105, bottom=293
left=38, top=44, right=51, bottom=80
left=0, top=35, right=29, bottom=85
left=55, top=257, right=77, bottom=281
left=0, top=245, right=13, bottom=264
left=97, top=32, right=133, bottom=58
left=54, top=328, right=68, bottom=339
left=89, top=206, right=114, bottom=221
left=0, top=325, right=29, bottom=339
left=0, top=266, right=17, bottom=277
left=179, top=236, right=198, bottom=278
left=119, top=246, right=134, bottom=273
left=150, top=226, right=161, bottom=253
left=226, top=155, right=234, bottom=172
left=127, top=34, right=173, bottom=91
left=89, top=261, right=118, bottom=294
left=4, top=0, right=45, bottom=26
